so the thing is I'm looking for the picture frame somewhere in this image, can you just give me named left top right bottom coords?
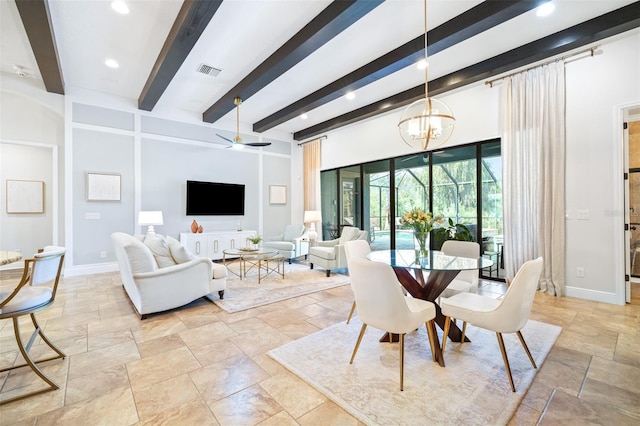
left=86, top=172, right=121, bottom=201
left=269, top=185, right=287, bottom=204
left=6, top=180, right=45, bottom=214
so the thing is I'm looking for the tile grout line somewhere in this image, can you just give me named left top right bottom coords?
left=577, top=355, right=594, bottom=398
left=536, top=388, right=556, bottom=426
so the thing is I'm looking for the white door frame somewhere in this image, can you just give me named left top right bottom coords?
left=617, top=103, right=640, bottom=303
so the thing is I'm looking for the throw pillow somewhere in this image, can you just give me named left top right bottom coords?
left=167, top=236, right=196, bottom=264
left=124, top=239, right=157, bottom=274
left=144, top=234, right=176, bottom=268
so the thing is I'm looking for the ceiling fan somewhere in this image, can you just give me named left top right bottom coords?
left=216, top=97, right=271, bottom=147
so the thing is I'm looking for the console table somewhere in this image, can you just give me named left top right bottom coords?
left=180, top=230, right=256, bottom=260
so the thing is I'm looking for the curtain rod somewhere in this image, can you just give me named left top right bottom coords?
left=297, top=135, right=327, bottom=146
left=485, top=46, right=599, bottom=88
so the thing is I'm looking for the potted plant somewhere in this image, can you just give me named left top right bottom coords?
left=433, top=218, right=474, bottom=250
left=248, top=235, right=262, bottom=249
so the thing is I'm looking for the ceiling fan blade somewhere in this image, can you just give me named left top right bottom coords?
left=216, top=133, right=234, bottom=144
left=244, top=142, right=272, bottom=147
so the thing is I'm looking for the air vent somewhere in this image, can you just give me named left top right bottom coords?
left=197, top=64, right=222, bottom=77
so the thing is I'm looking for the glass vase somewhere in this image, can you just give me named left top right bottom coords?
left=414, top=231, right=430, bottom=258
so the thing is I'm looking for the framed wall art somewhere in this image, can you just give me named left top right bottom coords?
left=269, top=185, right=287, bottom=204
left=6, top=179, right=45, bottom=214
left=87, top=172, right=121, bottom=201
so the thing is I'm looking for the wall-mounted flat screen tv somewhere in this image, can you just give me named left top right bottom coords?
left=186, top=180, right=245, bottom=216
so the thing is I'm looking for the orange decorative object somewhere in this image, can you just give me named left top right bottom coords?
left=197, top=225, right=203, bottom=233
left=191, top=220, right=198, bottom=233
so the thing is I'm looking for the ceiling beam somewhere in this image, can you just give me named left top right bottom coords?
left=202, top=0, right=384, bottom=124
left=254, top=0, right=550, bottom=133
left=15, top=0, right=64, bottom=94
left=138, top=0, right=224, bottom=111
left=293, top=1, right=640, bottom=141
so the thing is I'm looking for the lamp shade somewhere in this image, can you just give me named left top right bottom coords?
left=304, top=210, right=321, bottom=224
left=138, top=211, right=163, bottom=225
left=138, top=211, right=163, bottom=234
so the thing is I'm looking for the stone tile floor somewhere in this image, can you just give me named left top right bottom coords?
left=0, top=268, right=638, bottom=425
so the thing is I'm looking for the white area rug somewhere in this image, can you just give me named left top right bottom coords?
left=214, top=262, right=350, bottom=313
left=269, top=318, right=561, bottom=425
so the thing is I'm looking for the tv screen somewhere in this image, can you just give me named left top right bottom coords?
left=186, top=180, right=245, bottom=216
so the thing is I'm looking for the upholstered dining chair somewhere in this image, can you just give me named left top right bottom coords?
left=439, top=240, right=481, bottom=298
left=438, top=240, right=481, bottom=336
left=348, top=257, right=438, bottom=391
left=344, top=240, right=372, bottom=324
left=0, top=246, right=66, bottom=404
left=440, top=257, right=543, bottom=392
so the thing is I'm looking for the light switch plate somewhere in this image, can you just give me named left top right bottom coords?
left=85, top=212, right=100, bottom=220
left=576, top=210, right=590, bottom=220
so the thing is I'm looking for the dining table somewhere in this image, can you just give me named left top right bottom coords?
left=367, top=249, right=493, bottom=366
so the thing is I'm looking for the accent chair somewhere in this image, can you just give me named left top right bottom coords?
left=308, top=226, right=368, bottom=277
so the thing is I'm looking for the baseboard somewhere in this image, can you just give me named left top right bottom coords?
left=64, top=262, right=119, bottom=277
left=564, top=285, right=622, bottom=305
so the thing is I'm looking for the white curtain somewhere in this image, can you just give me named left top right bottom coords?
left=303, top=138, right=323, bottom=239
left=502, top=61, right=566, bottom=296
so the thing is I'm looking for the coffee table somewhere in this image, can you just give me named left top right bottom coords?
left=222, top=248, right=284, bottom=283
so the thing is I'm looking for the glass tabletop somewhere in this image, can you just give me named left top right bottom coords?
left=223, top=248, right=279, bottom=257
left=367, top=249, right=493, bottom=271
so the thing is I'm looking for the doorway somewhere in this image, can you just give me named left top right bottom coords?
left=628, top=118, right=640, bottom=283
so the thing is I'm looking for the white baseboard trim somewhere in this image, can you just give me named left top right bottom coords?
left=64, top=262, right=119, bottom=277
left=564, top=285, right=622, bottom=305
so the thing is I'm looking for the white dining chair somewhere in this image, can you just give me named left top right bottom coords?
left=438, top=240, right=480, bottom=336
left=439, top=240, right=480, bottom=298
left=344, top=240, right=372, bottom=324
left=440, top=257, right=543, bottom=392
left=348, top=257, right=438, bottom=391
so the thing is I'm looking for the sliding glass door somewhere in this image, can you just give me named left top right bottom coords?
left=319, top=138, right=504, bottom=280
left=395, top=153, right=430, bottom=249
left=363, top=160, right=391, bottom=250
left=480, top=141, right=504, bottom=279
left=432, top=146, right=478, bottom=247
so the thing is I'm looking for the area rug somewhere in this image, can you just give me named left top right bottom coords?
left=269, top=318, right=561, bottom=425
left=213, top=262, right=350, bottom=313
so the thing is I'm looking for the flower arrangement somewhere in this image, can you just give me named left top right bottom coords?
left=399, top=208, right=445, bottom=234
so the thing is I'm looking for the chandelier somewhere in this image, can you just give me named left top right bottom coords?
left=398, top=0, right=455, bottom=150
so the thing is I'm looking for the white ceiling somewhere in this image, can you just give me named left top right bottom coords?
left=0, top=0, right=636, bottom=141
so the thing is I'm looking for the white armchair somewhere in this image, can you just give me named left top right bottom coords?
left=309, top=226, right=368, bottom=276
left=261, top=224, right=309, bottom=263
left=111, top=232, right=227, bottom=319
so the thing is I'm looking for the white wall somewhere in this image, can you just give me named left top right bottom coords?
left=0, top=77, right=64, bottom=265
left=321, top=29, right=640, bottom=304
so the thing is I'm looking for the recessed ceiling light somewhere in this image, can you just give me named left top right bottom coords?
left=345, top=91, right=355, bottom=100
left=111, top=1, right=129, bottom=14
left=105, top=59, right=119, bottom=69
left=536, top=2, right=555, bottom=17
left=416, top=59, right=428, bottom=70
left=300, top=113, right=308, bottom=120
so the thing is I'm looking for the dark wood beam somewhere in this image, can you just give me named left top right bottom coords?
left=15, top=0, right=64, bottom=94
left=254, top=0, right=550, bottom=133
left=202, top=0, right=384, bottom=124
left=138, top=0, right=223, bottom=111
left=293, top=1, right=640, bottom=141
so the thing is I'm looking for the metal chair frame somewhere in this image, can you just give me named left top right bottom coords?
left=0, top=249, right=66, bottom=405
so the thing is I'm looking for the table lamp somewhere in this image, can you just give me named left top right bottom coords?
left=304, top=210, right=322, bottom=242
left=138, top=211, right=163, bottom=235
